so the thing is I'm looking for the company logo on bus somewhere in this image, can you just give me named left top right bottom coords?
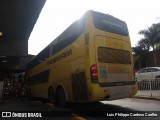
left=48, top=49, right=72, bottom=64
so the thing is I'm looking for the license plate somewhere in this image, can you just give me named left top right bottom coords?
left=115, top=82, right=124, bottom=86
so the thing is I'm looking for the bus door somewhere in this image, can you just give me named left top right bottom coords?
left=94, top=35, right=133, bottom=99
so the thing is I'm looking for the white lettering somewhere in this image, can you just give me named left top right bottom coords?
left=28, top=113, right=42, bottom=117
left=130, top=113, right=144, bottom=117
left=12, top=112, right=27, bottom=117
left=106, top=113, right=114, bottom=116
left=145, top=113, right=158, bottom=117
left=102, top=20, right=122, bottom=28
left=116, top=113, right=129, bottom=117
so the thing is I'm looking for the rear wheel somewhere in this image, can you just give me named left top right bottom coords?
left=57, top=87, right=67, bottom=107
left=28, top=88, right=32, bottom=100
left=135, top=77, right=138, bottom=82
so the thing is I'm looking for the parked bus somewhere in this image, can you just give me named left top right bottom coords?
left=26, top=10, right=138, bottom=106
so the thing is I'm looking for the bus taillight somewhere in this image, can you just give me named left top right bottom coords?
left=90, top=64, right=98, bottom=83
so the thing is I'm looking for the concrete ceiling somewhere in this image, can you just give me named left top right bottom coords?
left=0, top=0, right=46, bottom=41
left=0, top=0, right=46, bottom=71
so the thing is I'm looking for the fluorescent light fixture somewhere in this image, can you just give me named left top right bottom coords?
left=2, top=60, right=7, bottom=63
left=0, top=32, right=3, bottom=36
left=0, top=56, right=6, bottom=58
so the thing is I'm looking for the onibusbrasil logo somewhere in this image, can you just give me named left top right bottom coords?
left=1, top=112, right=42, bottom=117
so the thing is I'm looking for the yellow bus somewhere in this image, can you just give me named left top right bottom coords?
left=26, top=10, right=137, bottom=106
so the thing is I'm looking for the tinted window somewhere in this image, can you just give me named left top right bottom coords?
left=51, top=17, right=85, bottom=55
left=98, top=47, right=131, bottom=64
left=27, top=16, right=85, bottom=70
left=27, top=47, right=50, bottom=69
left=150, top=68, right=160, bottom=72
left=92, top=11, right=129, bottom=36
left=27, top=70, right=49, bottom=85
left=146, top=68, right=151, bottom=72
left=139, top=69, right=147, bottom=73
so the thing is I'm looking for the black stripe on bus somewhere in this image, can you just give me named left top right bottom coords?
left=51, top=18, right=85, bottom=55
left=27, top=17, right=85, bottom=70
left=99, top=81, right=135, bottom=87
left=27, top=70, right=49, bottom=85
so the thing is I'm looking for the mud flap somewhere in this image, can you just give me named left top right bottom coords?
left=71, top=72, right=89, bottom=102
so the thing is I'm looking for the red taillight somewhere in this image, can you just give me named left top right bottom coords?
left=91, top=65, right=97, bottom=70
left=92, top=73, right=98, bottom=77
left=90, top=64, right=98, bottom=83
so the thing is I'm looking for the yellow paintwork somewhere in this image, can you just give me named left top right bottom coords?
left=26, top=11, right=137, bottom=102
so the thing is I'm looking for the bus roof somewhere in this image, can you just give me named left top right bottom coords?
left=27, top=10, right=128, bottom=69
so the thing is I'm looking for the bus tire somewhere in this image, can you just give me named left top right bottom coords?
left=57, top=87, right=67, bottom=107
left=28, top=88, right=32, bottom=100
left=48, top=87, right=55, bottom=103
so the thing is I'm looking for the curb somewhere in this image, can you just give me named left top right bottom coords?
left=134, top=96, right=160, bottom=101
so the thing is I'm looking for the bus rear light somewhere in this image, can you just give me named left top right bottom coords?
left=92, top=73, right=98, bottom=77
left=91, top=65, right=97, bottom=70
left=90, top=64, right=98, bottom=83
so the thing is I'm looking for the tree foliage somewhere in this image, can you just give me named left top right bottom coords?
left=138, top=22, right=160, bottom=51
left=132, top=46, right=148, bottom=69
left=133, top=22, right=160, bottom=69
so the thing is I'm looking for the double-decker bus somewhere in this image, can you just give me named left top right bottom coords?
left=26, top=10, right=138, bottom=106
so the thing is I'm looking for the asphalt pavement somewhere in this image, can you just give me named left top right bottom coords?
left=0, top=96, right=160, bottom=120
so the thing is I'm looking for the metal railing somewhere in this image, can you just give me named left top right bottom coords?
left=135, top=78, right=160, bottom=99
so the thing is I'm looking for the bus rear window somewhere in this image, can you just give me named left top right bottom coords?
left=92, top=11, right=129, bottom=36
left=98, top=47, right=131, bottom=64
